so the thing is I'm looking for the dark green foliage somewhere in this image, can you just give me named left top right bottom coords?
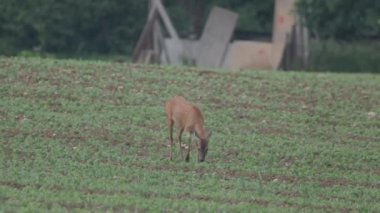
left=308, top=40, right=380, bottom=73
left=297, top=0, right=380, bottom=40
left=0, top=0, right=146, bottom=55
left=0, top=0, right=379, bottom=72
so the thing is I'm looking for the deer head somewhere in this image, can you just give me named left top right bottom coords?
left=196, top=131, right=212, bottom=162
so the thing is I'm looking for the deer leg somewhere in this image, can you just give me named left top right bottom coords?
left=196, top=140, right=200, bottom=162
left=185, top=133, right=192, bottom=162
left=168, top=119, right=174, bottom=160
left=177, top=128, right=184, bottom=160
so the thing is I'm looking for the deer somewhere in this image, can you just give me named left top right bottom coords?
left=165, top=96, right=212, bottom=162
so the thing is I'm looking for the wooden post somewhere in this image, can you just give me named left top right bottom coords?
left=302, top=21, right=309, bottom=70
left=291, top=13, right=310, bottom=70
left=132, top=4, right=157, bottom=62
left=284, top=32, right=292, bottom=70
left=271, top=0, right=296, bottom=70
left=151, top=0, right=184, bottom=65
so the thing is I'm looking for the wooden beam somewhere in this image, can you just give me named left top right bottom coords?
left=271, top=0, right=296, bottom=70
left=132, top=4, right=158, bottom=62
left=133, top=0, right=185, bottom=65
left=196, top=7, right=238, bottom=68
left=151, top=0, right=184, bottom=65
left=152, top=0, right=180, bottom=40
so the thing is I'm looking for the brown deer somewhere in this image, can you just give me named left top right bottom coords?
left=165, top=96, right=211, bottom=162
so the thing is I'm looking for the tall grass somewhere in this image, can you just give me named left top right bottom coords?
left=308, top=39, right=380, bottom=73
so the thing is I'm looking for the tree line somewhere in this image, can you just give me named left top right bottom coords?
left=0, top=0, right=379, bottom=56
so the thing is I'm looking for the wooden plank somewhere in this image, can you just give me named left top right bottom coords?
left=225, top=41, right=272, bottom=70
left=152, top=0, right=184, bottom=65
left=287, top=14, right=309, bottom=70
left=196, top=7, right=238, bottom=68
left=152, top=0, right=179, bottom=40
left=154, top=20, right=170, bottom=64
left=132, top=4, right=158, bottom=62
left=164, top=39, right=198, bottom=66
left=182, top=39, right=198, bottom=66
left=144, top=50, right=153, bottom=64
left=148, top=0, right=153, bottom=11
left=271, top=0, right=296, bottom=70
left=302, top=21, right=310, bottom=69
left=153, top=19, right=161, bottom=63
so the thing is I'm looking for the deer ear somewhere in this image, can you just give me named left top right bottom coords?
left=208, top=131, right=212, bottom=139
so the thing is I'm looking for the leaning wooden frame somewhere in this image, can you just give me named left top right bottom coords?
left=132, top=0, right=238, bottom=68
left=132, top=0, right=183, bottom=65
left=132, top=0, right=309, bottom=71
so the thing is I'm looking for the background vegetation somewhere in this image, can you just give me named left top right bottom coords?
left=0, top=57, right=379, bottom=211
left=0, top=0, right=380, bottom=72
left=1, top=1, right=379, bottom=211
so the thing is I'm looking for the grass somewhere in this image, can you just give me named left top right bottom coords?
left=307, top=39, right=380, bottom=73
left=0, top=57, right=379, bottom=212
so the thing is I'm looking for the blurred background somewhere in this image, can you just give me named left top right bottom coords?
left=1, top=0, right=379, bottom=73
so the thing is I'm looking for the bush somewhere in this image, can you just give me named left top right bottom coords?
left=0, top=0, right=146, bottom=55
left=308, top=40, right=380, bottom=73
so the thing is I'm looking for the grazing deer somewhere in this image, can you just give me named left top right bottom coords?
left=165, top=96, right=212, bottom=162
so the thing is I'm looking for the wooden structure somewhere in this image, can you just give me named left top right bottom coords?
left=196, top=7, right=238, bottom=68
left=132, top=0, right=183, bottom=65
left=133, top=0, right=309, bottom=71
left=225, top=0, right=309, bottom=70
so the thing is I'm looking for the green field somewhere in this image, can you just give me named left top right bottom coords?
left=0, top=57, right=379, bottom=212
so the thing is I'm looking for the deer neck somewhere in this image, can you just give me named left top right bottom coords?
left=195, top=123, right=207, bottom=140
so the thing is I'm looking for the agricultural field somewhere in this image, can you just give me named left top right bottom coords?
left=0, top=57, right=379, bottom=212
